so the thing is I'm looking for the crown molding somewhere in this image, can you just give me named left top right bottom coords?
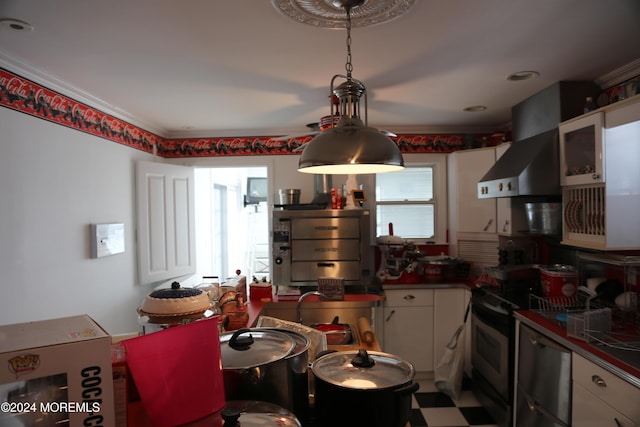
left=595, top=58, right=640, bottom=89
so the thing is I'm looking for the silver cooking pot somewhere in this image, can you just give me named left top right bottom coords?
left=253, top=328, right=311, bottom=424
left=220, top=328, right=309, bottom=422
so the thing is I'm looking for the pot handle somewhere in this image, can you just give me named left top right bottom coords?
left=351, top=349, right=375, bottom=368
left=228, top=328, right=254, bottom=351
left=393, top=381, right=419, bottom=396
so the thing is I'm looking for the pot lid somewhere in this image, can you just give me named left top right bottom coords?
left=541, top=264, right=576, bottom=273
left=220, top=328, right=295, bottom=369
left=253, top=328, right=310, bottom=358
left=311, top=349, right=415, bottom=390
left=222, top=400, right=301, bottom=427
left=148, top=281, right=203, bottom=298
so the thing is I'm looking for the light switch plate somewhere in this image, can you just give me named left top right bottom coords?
left=90, top=223, right=125, bottom=258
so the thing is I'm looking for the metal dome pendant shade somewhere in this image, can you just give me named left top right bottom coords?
left=298, top=1, right=404, bottom=175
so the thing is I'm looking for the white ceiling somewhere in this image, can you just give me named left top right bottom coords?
left=1, top=0, right=639, bottom=138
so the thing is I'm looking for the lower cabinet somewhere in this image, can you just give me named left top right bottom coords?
left=382, top=287, right=470, bottom=373
left=572, top=352, right=640, bottom=426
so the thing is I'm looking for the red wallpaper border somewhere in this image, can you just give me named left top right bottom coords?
left=1, top=67, right=504, bottom=157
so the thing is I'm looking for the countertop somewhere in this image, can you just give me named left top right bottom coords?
left=515, top=310, right=640, bottom=388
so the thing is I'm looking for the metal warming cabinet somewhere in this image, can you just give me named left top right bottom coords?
left=271, top=209, right=372, bottom=289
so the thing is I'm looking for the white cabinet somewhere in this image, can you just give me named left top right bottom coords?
left=433, top=288, right=471, bottom=376
left=136, top=161, right=196, bottom=284
left=572, top=352, right=640, bottom=426
left=383, top=288, right=434, bottom=372
left=382, top=287, right=470, bottom=373
left=448, top=146, right=497, bottom=235
left=559, top=112, right=605, bottom=186
left=560, top=95, right=640, bottom=250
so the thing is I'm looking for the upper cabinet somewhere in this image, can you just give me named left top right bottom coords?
left=448, top=144, right=527, bottom=238
left=448, top=146, right=497, bottom=235
left=559, top=112, right=605, bottom=186
left=560, top=95, right=640, bottom=250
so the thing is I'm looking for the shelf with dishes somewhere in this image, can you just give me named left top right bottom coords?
left=563, top=185, right=605, bottom=236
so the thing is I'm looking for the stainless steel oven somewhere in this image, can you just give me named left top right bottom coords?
left=470, top=265, right=541, bottom=427
left=271, top=209, right=372, bottom=288
left=471, top=289, right=517, bottom=427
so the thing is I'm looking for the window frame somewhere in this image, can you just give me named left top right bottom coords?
left=372, top=153, right=448, bottom=245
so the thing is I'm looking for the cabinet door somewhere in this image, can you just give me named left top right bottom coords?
left=383, top=305, right=434, bottom=372
left=452, top=147, right=497, bottom=233
left=559, top=112, right=604, bottom=186
left=572, top=382, right=635, bottom=427
left=136, top=161, right=196, bottom=284
left=572, top=352, right=640, bottom=423
left=433, top=288, right=470, bottom=373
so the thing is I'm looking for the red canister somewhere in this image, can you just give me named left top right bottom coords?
left=540, top=265, right=577, bottom=298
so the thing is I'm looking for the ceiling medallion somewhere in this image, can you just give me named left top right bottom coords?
left=271, top=0, right=416, bottom=28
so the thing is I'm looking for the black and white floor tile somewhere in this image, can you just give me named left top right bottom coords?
left=409, top=374, right=498, bottom=427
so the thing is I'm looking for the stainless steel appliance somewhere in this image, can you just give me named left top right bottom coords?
left=478, top=81, right=599, bottom=199
left=516, top=323, right=571, bottom=426
left=272, top=209, right=372, bottom=288
left=471, top=265, right=540, bottom=427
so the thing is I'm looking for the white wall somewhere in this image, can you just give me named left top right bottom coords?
left=0, top=108, right=156, bottom=334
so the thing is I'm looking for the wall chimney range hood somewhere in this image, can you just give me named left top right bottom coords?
left=477, top=81, right=600, bottom=199
left=477, top=129, right=559, bottom=198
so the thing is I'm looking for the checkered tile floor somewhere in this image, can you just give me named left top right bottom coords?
left=409, top=374, right=498, bottom=427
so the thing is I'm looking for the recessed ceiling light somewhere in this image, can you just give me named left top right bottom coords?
left=507, top=71, right=540, bottom=81
left=0, top=19, right=34, bottom=31
left=463, top=105, right=487, bottom=112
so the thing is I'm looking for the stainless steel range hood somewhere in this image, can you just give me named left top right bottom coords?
left=477, top=81, right=600, bottom=199
left=477, top=129, right=560, bottom=198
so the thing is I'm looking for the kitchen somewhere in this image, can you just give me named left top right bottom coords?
left=2, top=1, right=640, bottom=426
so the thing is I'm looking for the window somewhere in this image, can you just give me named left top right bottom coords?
left=374, top=155, right=447, bottom=243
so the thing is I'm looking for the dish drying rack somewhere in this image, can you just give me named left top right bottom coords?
left=529, top=287, right=640, bottom=353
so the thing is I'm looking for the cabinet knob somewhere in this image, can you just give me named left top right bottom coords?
left=385, top=310, right=396, bottom=322
left=403, top=294, right=415, bottom=301
left=502, top=220, right=509, bottom=232
left=591, top=375, right=607, bottom=387
left=483, top=218, right=493, bottom=231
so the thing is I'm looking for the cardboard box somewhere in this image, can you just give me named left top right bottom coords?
left=0, top=315, right=114, bottom=427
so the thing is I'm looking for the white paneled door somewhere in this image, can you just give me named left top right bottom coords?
left=136, top=161, right=196, bottom=284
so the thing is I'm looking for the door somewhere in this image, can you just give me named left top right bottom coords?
left=136, top=161, right=196, bottom=284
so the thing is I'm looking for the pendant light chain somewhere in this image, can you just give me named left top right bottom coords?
left=345, top=6, right=353, bottom=79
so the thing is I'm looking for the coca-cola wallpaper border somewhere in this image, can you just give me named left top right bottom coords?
left=1, top=67, right=501, bottom=157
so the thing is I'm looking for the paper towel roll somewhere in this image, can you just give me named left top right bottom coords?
left=358, top=317, right=375, bottom=344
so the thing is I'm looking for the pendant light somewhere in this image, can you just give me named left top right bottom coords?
left=298, top=0, right=404, bottom=175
